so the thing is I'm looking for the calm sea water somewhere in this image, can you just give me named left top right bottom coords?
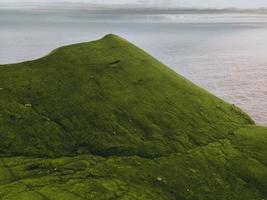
left=0, top=9, right=267, bottom=125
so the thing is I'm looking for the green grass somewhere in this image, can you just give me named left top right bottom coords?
left=0, top=34, right=266, bottom=199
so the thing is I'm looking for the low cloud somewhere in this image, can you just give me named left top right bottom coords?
left=1, top=0, right=267, bottom=9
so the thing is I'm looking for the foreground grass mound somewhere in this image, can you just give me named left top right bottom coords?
left=0, top=34, right=266, bottom=199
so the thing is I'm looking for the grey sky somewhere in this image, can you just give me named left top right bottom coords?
left=1, top=0, right=267, bottom=9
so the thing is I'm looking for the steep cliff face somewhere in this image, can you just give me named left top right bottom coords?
left=0, top=34, right=266, bottom=200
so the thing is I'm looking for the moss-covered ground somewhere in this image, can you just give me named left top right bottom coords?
left=0, top=34, right=266, bottom=199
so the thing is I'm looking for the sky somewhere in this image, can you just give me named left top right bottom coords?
left=1, top=0, right=267, bottom=9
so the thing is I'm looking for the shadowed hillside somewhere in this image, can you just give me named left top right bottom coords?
left=0, top=34, right=266, bottom=199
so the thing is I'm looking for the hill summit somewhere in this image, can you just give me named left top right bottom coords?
left=0, top=34, right=266, bottom=200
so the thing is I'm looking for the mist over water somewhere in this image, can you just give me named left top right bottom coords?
left=0, top=9, right=267, bottom=125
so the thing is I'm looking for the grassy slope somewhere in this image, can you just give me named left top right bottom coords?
left=0, top=34, right=266, bottom=199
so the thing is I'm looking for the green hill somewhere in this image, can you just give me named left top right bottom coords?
left=0, top=34, right=266, bottom=200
